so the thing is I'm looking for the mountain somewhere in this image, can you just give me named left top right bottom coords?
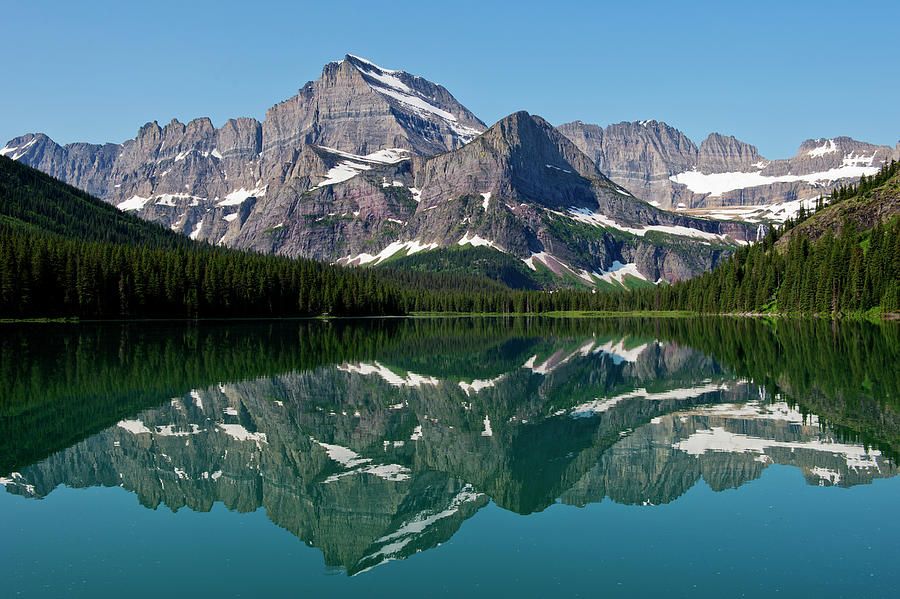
left=0, top=154, right=503, bottom=320
left=232, top=111, right=755, bottom=284
left=596, top=159, right=900, bottom=315
left=1, top=56, right=761, bottom=286
left=559, top=120, right=899, bottom=215
left=0, top=55, right=486, bottom=240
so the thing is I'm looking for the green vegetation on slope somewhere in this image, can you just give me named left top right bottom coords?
left=594, top=160, right=900, bottom=315
left=1, top=154, right=897, bottom=319
left=0, top=155, right=192, bottom=248
left=378, top=245, right=554, bottom=290
left=0, top=156, right=507, bottom=318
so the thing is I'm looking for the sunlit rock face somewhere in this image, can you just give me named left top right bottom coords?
left=1, top=55, right=485, bottom=247
left=559, top=121, right=895, bottom=212
left=2, top=57, right=757, bottom=286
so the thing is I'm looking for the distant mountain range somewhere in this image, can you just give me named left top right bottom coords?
left=559, top=121, right=899, bottom=214
left=2, top=55, right=896, bottom=286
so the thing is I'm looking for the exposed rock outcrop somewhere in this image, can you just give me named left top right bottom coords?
left=559, top=121, right=895, bottom=211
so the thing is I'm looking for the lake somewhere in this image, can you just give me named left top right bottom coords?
left=1, top=317, right=898, bottom=597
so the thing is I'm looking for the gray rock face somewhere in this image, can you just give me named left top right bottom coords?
left=558, top=121, right=896, bottom=211
left=698, top=133, right=762, bottom=172
left=598, top=121, right=698, bottom=177
left=4, top=54, right=839, bottom=284
left=234, top=111, right=754, bottom=283
left=558, top=120, right=698, bottom=210
left=1, top=54, right=487, bottom=242
left=262, top=56, right=484, bottom=159
left=0, top=133, right=120, bottom=198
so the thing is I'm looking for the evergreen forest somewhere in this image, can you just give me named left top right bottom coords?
left=0, top=155, right=897, bottom=318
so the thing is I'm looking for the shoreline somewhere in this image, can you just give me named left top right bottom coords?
left=1, top=310, right=897, bottom=324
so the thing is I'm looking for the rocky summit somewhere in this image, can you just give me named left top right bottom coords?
left=0, top=54, right=485, bottom=238
left=7, top=54, right=890, bottom=286
left=559, top=120, right=899, bottom=214
left=233, top=111, right=755, bottom=285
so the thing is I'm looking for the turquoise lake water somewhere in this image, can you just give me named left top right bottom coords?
left=1, top=317, right=898, bottom=597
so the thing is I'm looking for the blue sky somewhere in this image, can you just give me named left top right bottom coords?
left=2, top=0, right=897, bottom=158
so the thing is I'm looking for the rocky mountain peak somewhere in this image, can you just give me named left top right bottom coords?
left=259, top=54, right=486, bottom=159
left=413, top=111, right=612, bottom=216
left=4, top=54, right=490, bottom=231
left=479, top=111, right=602, bottom=179
left=559, top=120, right=897, bottom=211
left=555, top=121, right=603, bottom=163
left=595, top=120, right=699, bottom=174
left=0, top=132, right=52, bottom=160
left=698, top=132, right=762, bottom=173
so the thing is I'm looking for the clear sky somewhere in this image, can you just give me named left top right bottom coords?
left=2, top=0, right=897, bottom=159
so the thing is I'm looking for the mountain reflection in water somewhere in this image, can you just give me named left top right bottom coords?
left=1, top=317, right=897, bottom=576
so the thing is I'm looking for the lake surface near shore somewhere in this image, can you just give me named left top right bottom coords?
left=2, top=317, right=898, bottom=597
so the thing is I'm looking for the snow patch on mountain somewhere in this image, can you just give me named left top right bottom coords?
left=324, top=463, right=412, bottom=484
left=316, top=161, right=372, bottom=188
left=346, top=54, right=399, bottom=72
left=218, top=184, right=268, bottom=206
left=118, top=419, right=152, bottom=434
left=807, top=139, right=837, bottom=157
left=340, top=239, right=439, bottom=266
left=355, top=484, right=482, bottom=574
left=458, top=232, right=503, bottom=250
left=373, top=85, right=457, bottom=121
left=311, top=438, right=371, bottom=469
left=117, top=195, right=154, bottom=211
left=0, top=138, right=37, bottom=160
left=347, top=55, right=482, bottom=143
left=312, top=147, right=412, bottom=190
left=689, top=401, right=820, bottom=426
left=686, top=196, right=822, bottom=224
left=218, top=424, right=267, bottom=445
left=570, top=382, right=731, bottom=418
left=592, top=338, right=653, bottom=364
left=564, top=207, right=736, bottom=243
left=523, top=251, right=598, bottom=285
left=459, top=375, right=506, bottom=396
left=318, top=146, right=411, bottom=165
left=811, top=467, right=841, bottom=485
left=670, top=154, right=879, bottom=197
left=527, top=340, right=598, bottom=376
left=595, top=261, right=648, bottom=286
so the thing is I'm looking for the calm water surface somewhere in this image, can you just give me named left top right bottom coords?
left=1, top=317, right=898, bottom=597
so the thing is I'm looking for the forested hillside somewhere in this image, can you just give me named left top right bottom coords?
left=597, top=160, right=900, bottom=315
left=0, top=156, right=192, bottom=248
left=0, top=156, right=507, bottom=318
left=1, top=155, right=897, bottom=319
